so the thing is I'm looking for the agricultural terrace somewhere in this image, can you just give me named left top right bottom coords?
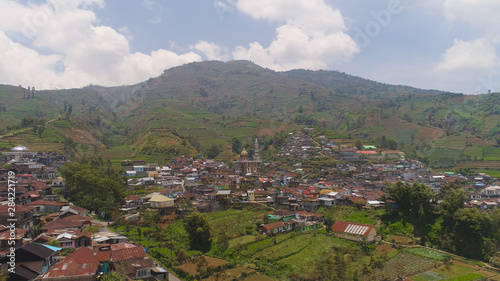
left=112, top=205, right=500, bottom=281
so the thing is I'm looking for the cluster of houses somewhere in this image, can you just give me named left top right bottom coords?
left=1, top=145, right=67, bottom=179
left=1, top=129, right=500, bottom=279
left=0, top=182, right=168, bottom=281
left=278, top=131, right=405, bottom=162
left=258, top=209, right=325, bottom=235
left=0, top=146, right=168, bottom=280
left=257, top=209, right=381, bottom=243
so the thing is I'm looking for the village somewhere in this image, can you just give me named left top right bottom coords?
left=0, top=129, right=499, bottom=280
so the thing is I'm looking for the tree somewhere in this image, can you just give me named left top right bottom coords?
left=66, top=104, right=73, bottom=118
left=355, top=140, right=363, bottom=150
left=438, top=183, right=466, bottom=222
left=59, top=161, right=125, bottom=219
left=206, top=144, right=222, bottom=159
left=184, top=211, right=211, bottom=252
left=387, top=181, right=436, bottom=235
left=38, top=125, right=45, bottom=138
left=324, top=216, right=334, bottom=233
left=231, top=138, right=242, bottom=155
left=140, top=209, right=160, bottom=226
left=452, top=208, right=492, bottom=260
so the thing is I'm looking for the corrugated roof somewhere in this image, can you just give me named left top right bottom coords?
left=0, top=242, right=57, bottom=263
left=331, top=221, right=374, bottom=236
left=260, top=222, right=285, bottom=230
left=111, top=245, right=147, bottom=262
left=40, top=247, right=99, bottom=278
left=0, top=204, right=34, bottom=213
left=10, top=264, right=39, bottom=280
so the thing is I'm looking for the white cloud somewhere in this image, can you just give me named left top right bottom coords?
left=432, top=0, right=500, bottom=91
left=142, top=0, right=155, bottom=10
left=232, top=0, right=359, bottom=71
left=436, top=39, right=497, bottom=71
left=191, top=41, right=230, bottom=61
left=0, top=0, right=201, bottom=89
left=444, top=0, right=500, bottom=37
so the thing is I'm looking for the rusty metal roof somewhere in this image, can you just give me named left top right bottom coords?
left=40, top=247, right=99, bottom=278
left=111, top=245, right=147, bottom=262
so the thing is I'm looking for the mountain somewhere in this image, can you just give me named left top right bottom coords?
left=1, top=60, right=500, bottom=170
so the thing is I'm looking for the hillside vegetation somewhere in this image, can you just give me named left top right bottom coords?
left=1, top=60, right=500, bottom=169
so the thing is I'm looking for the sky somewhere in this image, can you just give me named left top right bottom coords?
left=0, top=0, right=499, bottom=94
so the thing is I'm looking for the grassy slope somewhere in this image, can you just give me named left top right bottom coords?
left=1, top=61, right=500, bottom=168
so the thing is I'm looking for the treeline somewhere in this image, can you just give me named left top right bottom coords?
left=59, top=158, right=125, bottom=219
left=5, top=117, right=46, bottom=137
left=384, top=182, right=500, bottom=262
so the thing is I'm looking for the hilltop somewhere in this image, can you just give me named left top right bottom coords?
left=0, top=60, right=499, bottom=170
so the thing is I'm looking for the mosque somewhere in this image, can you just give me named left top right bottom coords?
left=2, top=145, right=37, bottom=162
left=233, top=138, right=262, bottom=176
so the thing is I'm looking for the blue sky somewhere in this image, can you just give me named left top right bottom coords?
left=0, top=0, right=499, bottom=94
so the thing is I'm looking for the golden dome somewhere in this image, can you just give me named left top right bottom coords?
left=240, top=148, right=249, bottom=157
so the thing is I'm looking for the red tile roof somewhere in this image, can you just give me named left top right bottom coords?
left=41, top=218, right=83, bottom=230
left=331, top=221, right=374, bottom=236
left=124, top=195, right=141, bottom=201
left=62, top=215, right=92, bottom=224
left=0, top=204, right=34, bottom=213
left=260, top=222, right=285, bottom=230
left=0, top=228, right=28, bottom=240
left=26, top=200, right=65, bottom=206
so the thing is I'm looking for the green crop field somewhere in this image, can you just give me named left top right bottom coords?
left=483, top=146, right=500, bottom=161
left=403, top=247, right=447, bottom=261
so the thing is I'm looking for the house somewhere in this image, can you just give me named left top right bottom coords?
left=148, top=194, right=174, bottom=209
left=51, top=177, right=65, bottom=189
left=481, top=186, right=500, bottom=198
left=339, top=149, right=360, bottom=161
left=299, top=198, right=320, bottom=212
left=331, top=221, right=379, bottom=242
left=36, top=246, right=100, bottom=281
left=259, top=221, right=286, bottom=235
left=294, top=211, right=324, bottom=232
left=319, top=191, right=338, bottom=206
left=269, top=209, right=295, bottom=222
left=0, top=227, right=29, bottom=252
left=26, top=199, right=66, bottom=213
left=365, top=200, right=384, bottom=209
left=123, top=195, right=144, bottom=209
left=475, top=200, right=498, bottom=211
left=53, top=229, right=92, bottom=248
left=0, top=204, right=34, bottom=229
left=59, top=205, right=89, bottom=217
left=94, top=245, right=112, bottom=274
left=0, top=243, right=60, bottom=278
left=41, top=215, right=91, bottom=231
left=110, top=243, right=167, bottom=280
